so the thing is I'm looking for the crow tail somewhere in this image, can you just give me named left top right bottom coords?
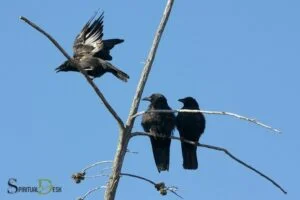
left=103, top=39, right=124, bottom=50
left=150, top=137, right=171, bottom=172
left=105, top=62, right=129, bottom=82
left=181, top=142, right=198, bottom=170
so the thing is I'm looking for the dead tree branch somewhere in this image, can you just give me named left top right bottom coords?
left=77, top=186, right=107, bottom=200
left=19, top=16, right=125, bottom=130
left=125, top=0, right=175, bottom=129
left=121, top=173, right=183, bottom=199
left=72, top=161, right=113, bottom=184
left=131, top=109, right=281, bottom=133
left=81, top=161, right=113, bottom=173
left=85, top=174, right=110, bottom=178
left=104, top=1, right=175, bottom=199
left=126, top=149, right=139, bottom=154
left=131, top=131, right=287, bottom=194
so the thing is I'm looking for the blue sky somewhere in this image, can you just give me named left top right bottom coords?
left=1, top=0, right=299, bottom=199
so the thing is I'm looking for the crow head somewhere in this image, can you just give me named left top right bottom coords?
left=178, top=97, right=199, bottom=109
left=142, top=93, right=168, bottom=109
left=55, top=60, right=76, bottom=73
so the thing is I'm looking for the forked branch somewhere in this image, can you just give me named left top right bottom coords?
left=131, top=131, right=287, bottom=194
left=19, top=16, right=125, bottom=129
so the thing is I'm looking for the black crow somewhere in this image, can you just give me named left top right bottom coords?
left=176, top=97, right=206, bottom=170
left=55, top=12, right=129, bottom=82
left=141, top=93, right=176, bottom=172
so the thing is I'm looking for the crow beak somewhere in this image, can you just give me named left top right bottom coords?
left=55, top=64, right=64, bottom=73
left=55, top=67, right=61, bottom=73
left=142, top=96, right=151, bottom=101
left=178, top=98, right=184, bottom=103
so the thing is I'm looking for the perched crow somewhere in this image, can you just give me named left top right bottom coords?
left=55, top=12, right=129, bottom=82
left=176, top=97, right=206, bottom=170
left=141, top=93, right=176, bottom=172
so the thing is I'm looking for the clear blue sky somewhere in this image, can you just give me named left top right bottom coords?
left=1, top=0, right=299, bottom=199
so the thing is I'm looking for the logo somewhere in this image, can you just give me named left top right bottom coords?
left=7, top=178, right=62, bottom=195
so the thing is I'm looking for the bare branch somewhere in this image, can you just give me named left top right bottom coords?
left=131, top=131, right=287, bottom=194
left=121, top=173, right=156, bottom=185
left=81, top=161, right=113, bottom=173
left=85, top=174, right=110, bottom=178
left=126, top=149, right=139, bottom=154
left=131, top=109, right=281, bottom=133
left=121, top=173, right=183, bottom=199
left=125, top=0, right=175, bottom=128
left=73, top=162, right=113, bottom=184
left=77, top=186, right=107, bottom=200
left=105, top=1, right=175, bottom=199
left=19, top=16, right=125, bottom=130
left=99, top=167, right=113, bottom=173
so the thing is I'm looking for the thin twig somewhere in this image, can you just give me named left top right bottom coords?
left=19, top=16, right=125, bottom=130
left=105, top=1, right=175, bottom=200
left=77, top=186, right=107, bottom=200
left=99, top=167, right=113, bottom=173
left=126, top=149, right=139, bottom=154
left=121, top=173, right=156, bottom=185
left=72, top=161, right=113, bottom=184
left=131, top=131, right=287, bottom=194
left=85, top=174, right=110, bottom=178
left=131, top=109, right=281, bottom=133
left=121, top=173, right=183, bottom=199
left=81, top=161, right=113, bottom=173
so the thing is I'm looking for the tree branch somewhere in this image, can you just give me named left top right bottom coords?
left=77, top=186, right=107, bottom=200
left=72, top=161, right=112, bottom=184
left=121, top=173, right=183, bottom=199
left=126, top=149, right=139, bottom=154
left=131, top=109, right=281, bottom=133
left=125, top=0, right=175, bottom=128
left=81, top=160, right=113, bottom=173
left=131, top=131, right=287, bottom=195
left=19, top=16, right=125, bottom=130
left=104, top=1, right=175, bottom=200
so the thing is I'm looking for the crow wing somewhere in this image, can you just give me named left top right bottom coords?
left=73, top=12, right=105, bottom=59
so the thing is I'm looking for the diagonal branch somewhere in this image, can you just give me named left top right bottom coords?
left=121, top=173, right=183, bottom=199
left=131, top=131, right=287, bottom=195
left=125, top=0, right=175, bottom=128
left=131, top=109, right=281, bottom=133
left=105, top=1, right=175, bottom=199
left=77, top=186, right=107, bottom=200
left=19, top=16, right=125, bottom=129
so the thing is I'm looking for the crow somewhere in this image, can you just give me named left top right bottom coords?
left=141, top=93, right=176, bottom=172
left=55, top=11, right=129, bottom=82
left=176, top=97, right=206, bottom=170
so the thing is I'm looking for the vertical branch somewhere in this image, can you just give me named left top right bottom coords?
left=104, top=1, right=175, bottom=200
left=125, top=0, right=175, bottom=128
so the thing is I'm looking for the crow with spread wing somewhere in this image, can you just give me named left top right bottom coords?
left=56, top=12, right=129, bottom=82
